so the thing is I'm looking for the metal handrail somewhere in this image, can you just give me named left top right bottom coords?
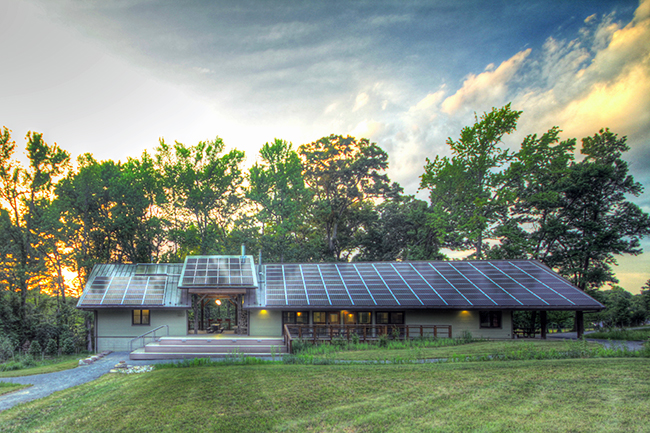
left=129, top=325, right=170, bottom=352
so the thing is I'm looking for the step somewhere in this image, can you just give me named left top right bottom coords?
left=143, top=342, right=287, bottom=354
left=157, top=337, right=285, bottom=346
left=129, top=348, right=285, bottom=361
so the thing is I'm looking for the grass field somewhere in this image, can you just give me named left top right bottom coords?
left=0, top=355, right=81, bottom=378
left=0, top=383, right=29, bottom=397
left=0, top=358, right=648, bottom=432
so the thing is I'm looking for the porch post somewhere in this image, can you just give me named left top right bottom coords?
left=193, top=294, right=198, bottom=335
left=200, top=299, right=204, bottom=331
left=575, top=311, right=584, bottom=339
left=540, top=311, right=547, bottom=339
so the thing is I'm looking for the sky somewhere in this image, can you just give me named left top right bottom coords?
left=1, top=0, right=649, bottom=293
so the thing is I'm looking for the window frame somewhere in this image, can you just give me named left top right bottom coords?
left=132, top=309, right=150, bottom=326
left=282, top=311, right=309, bottom=325
left=479, top=311, right=502, bottom=329
left=375, top=311, right=405, bottom=325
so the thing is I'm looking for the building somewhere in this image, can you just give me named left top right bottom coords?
left=76, top=255, right=604, bottom=355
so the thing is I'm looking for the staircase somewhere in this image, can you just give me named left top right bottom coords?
left=129, top=336, right=287, bottom=360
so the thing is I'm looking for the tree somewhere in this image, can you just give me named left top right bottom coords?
left=0, top=128, right=70, bottom=343
left=247, top=139, right=313, bottom=262
left=155, top=138, right=245, bottom=257
left=299, top=135, right=399, bottom=260
left=357, top=195, right=445, bottom=261
left=420, top=104, right=522, bottom=258
left=546, top=129, right=650, bottom=290
left=490, top=127, right=576, bottom=260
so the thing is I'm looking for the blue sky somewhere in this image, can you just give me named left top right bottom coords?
left=1, top=0, right=649, bottom=292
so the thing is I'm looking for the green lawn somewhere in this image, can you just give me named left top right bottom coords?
left=0, top=355, right=81, bottom=378
left=0, top=358, right=648, bottom=432
left=301, top=339, right=602, bottom=361
left=0, top=383, right=30, bottom=397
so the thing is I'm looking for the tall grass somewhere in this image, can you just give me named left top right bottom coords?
left=153, top=354, right=272, bottom=370
left=291, top=333, right=477, bottom=356
left=286, top=338, right=650, bottom=365
left=587, top=328, right=650, bottom=341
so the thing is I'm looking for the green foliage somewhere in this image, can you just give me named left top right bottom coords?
left=61, top=337, right=75, bottom=355
left=155, top=137, right=245, bottom=256
left=248, top=139, right=314, bottom=262
left=300, top=134, right=400, bottom=260
left=26, top=340, right=42, bottom=358
left=587, top=328, right=650, bottom=341
left=45, top=339, right=58, bottom=357
left=357, top=195, right=446, bottom=261
left=421, top=104, right=522, bottom=258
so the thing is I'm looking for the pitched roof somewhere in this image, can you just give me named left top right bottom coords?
left=77, top=258, right=603, bottom=311
left=76, top=263, right=189, bottom=309
left=244, top=260, right=603, bottom=310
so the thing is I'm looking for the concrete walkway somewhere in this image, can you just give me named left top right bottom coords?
left=0, top=352, right=162, bottom=412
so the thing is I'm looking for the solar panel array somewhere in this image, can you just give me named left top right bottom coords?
left=179, top=256, right=257, bottom=288
left=263, top=260, right=602, bottom=309
left=78, top=275, right=168, bottom=306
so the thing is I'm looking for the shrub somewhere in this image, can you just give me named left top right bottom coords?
left=45, top=339, right=58, bottom=357
left=332, top=336, right=347, bottom=349
left=378, top=333, right=388, bottom=347
left=27, top=340, right=42, bottom=358
left=459, top=330, right=473, bottom=343
left=290, top=339, right=312, bottom=354
left=0, top=336, right=16, bottom=362
left=61, top=337, right=76, bottom=355
left=0, top=360, right=22, bottom=372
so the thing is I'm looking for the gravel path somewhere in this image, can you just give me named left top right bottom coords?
left=0, top=352, right=164, bottom=412
left=546, top=331, right=646, bottom=351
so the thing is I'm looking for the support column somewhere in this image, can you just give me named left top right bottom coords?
left=575, top=311, right=584, bottom=339
left=193, top=294, right=198, bottom=335
left=540, top=311, right=547, bottom=339
left=200, top=299, right=205, bottom=331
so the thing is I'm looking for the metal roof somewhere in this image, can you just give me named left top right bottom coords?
left=178, top=255, right=258, bottom=289
left=77, top=263, right=189, bottom=309
left=244, top=260, right=604, bottom=310
left=77, top=259, right=603, bottom=311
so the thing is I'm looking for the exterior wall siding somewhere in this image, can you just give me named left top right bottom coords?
left=249, top=309, right=283, bottom=337
left=96, top=309, right=187, bottom=351
left=246, top=309, right=512, bottom=339
left=404, top=309, right=512, bottom=339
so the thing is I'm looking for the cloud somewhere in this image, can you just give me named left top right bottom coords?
left=440, top=49, right=531, bottom=114
left=353, top=92, right=370, bottom=111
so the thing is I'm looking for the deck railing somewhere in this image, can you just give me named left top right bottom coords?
left=129, top=325, right=170, bottom=352
left=283, top=324, right=452, bottom=353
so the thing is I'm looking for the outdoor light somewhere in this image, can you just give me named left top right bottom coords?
left=215, top=299, right=222, bottom=305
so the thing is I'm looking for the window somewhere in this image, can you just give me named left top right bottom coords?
left=328, top=311, right=340, bottom=325
left=282, top=311, right=309, bottom=325
left=358, top=312, right=372, bottom=324
left=376, top=311, right=404, bottom=325
left=343, top=312, right=356, bottom=325
left=313, top=311, right=327, bottom=324
left=132, top=309, right=150, bottom=326
left=480, top=311, right=502, bottom=329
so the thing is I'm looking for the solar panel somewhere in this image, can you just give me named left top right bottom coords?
left=179, top=256, right=257, bottom=288
left=258, top=260, right=603, bottom=310
left=77, top=274, right=170, bottom=307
